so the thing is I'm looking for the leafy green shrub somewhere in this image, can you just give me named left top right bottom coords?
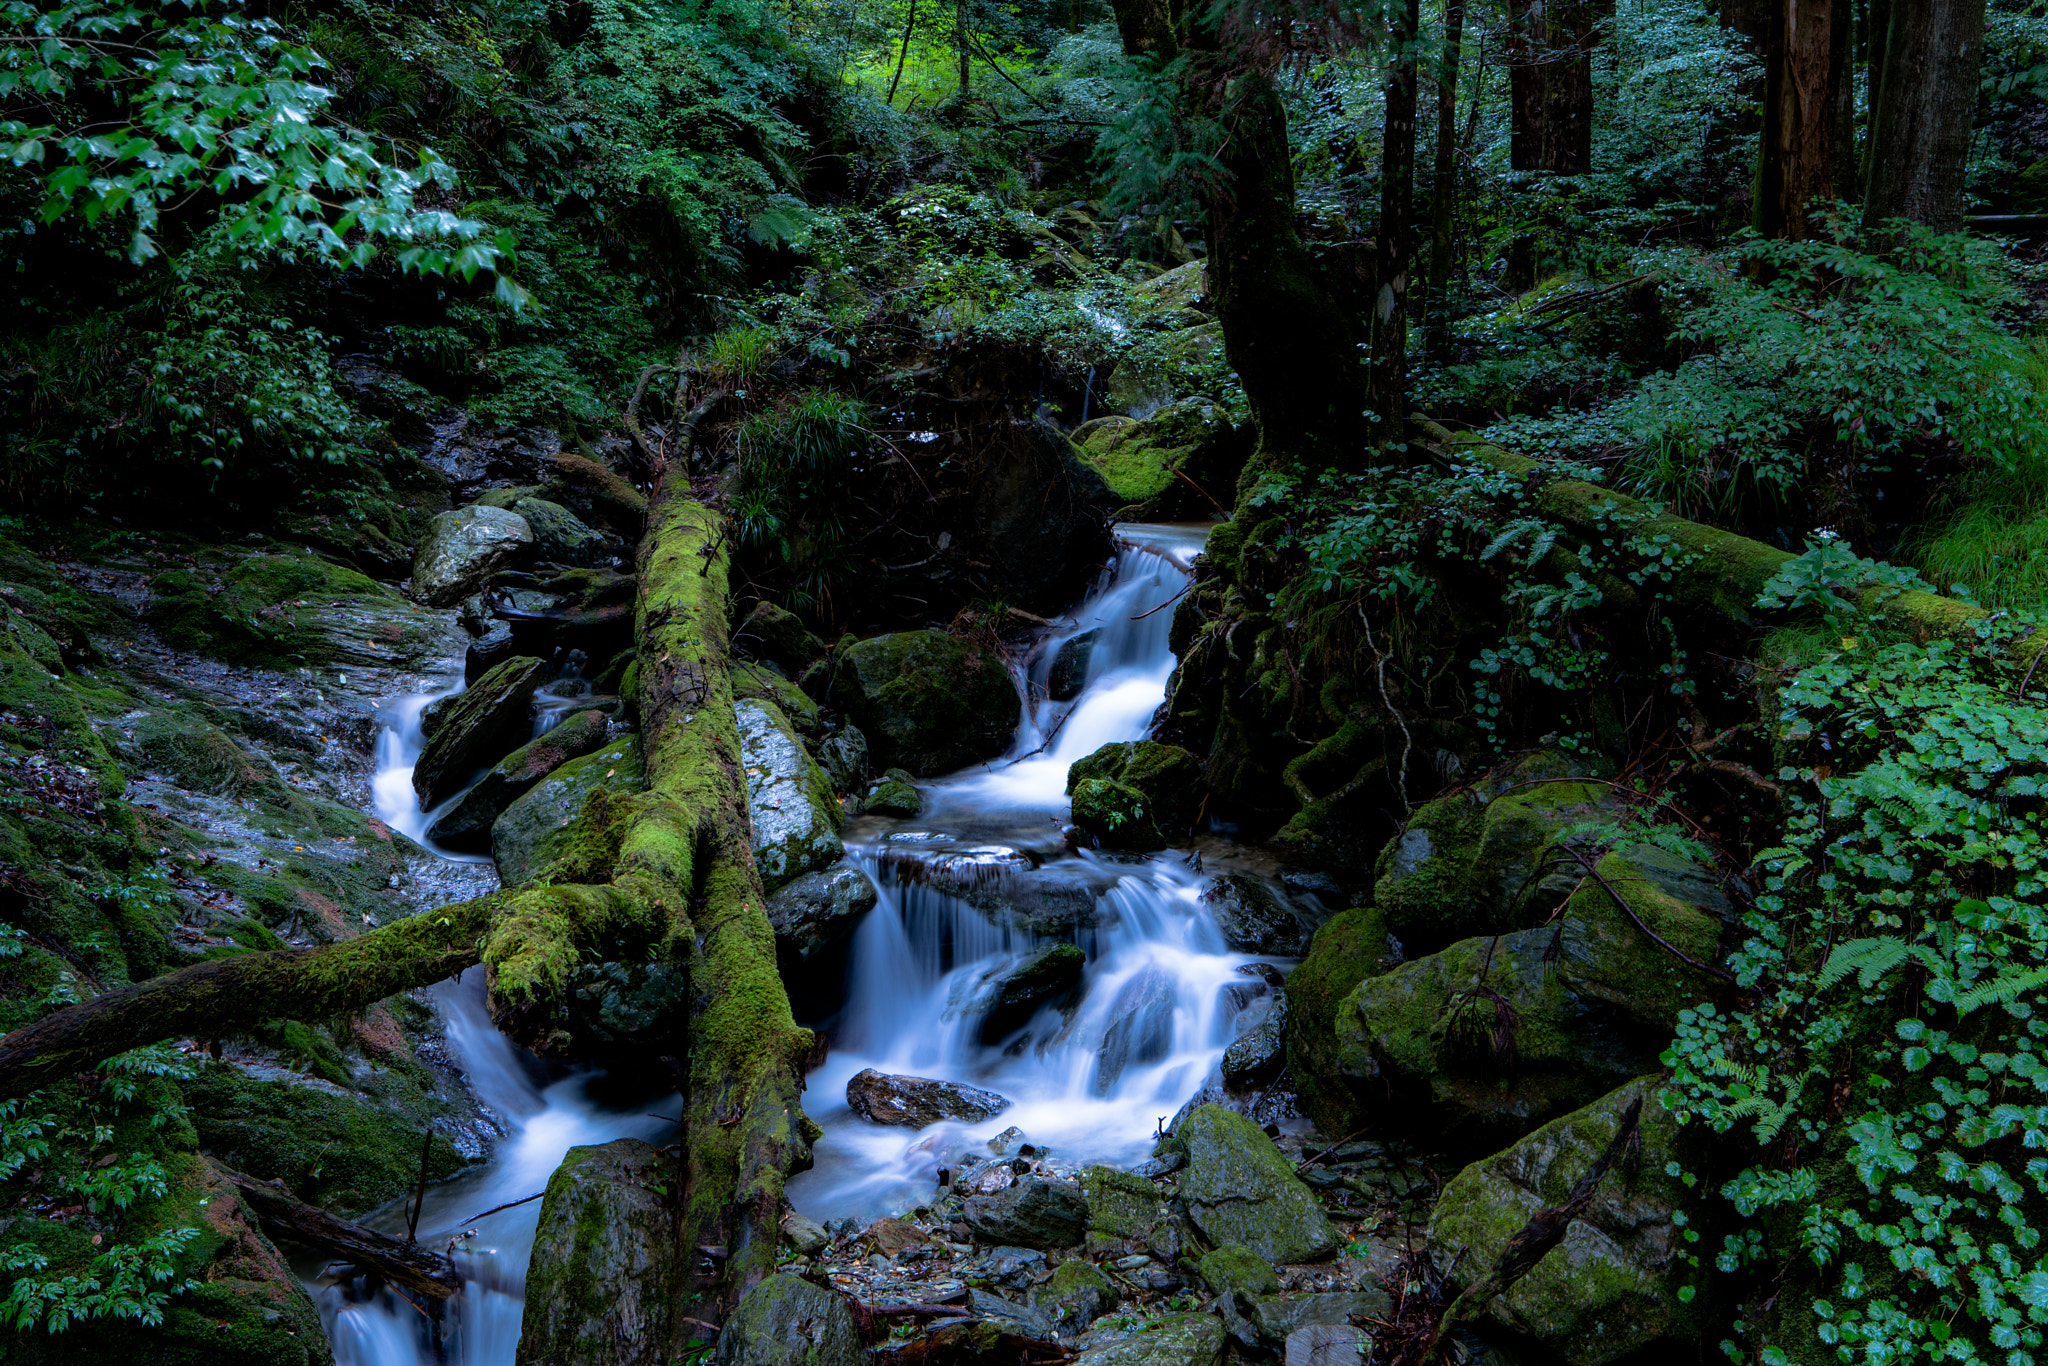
left=731, top=390, right=869, bottom=609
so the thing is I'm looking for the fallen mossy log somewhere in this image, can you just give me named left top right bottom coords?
left=219, top=1163, right=464, bottom=1301
left=0, top=486, right=813, bottom=1327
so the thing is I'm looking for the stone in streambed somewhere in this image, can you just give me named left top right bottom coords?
left=736, top=697, right=842, bottom=891
left=516, top=1138, right=677, bottom=1366
left=427, top=707, right=610, bottom=847
left=862, top=768, right=923, bottom=817
left=714, top=1274, right=864, bottom=1366
left=1070, top=777, right=1162, bottom=851
left=1200, top=872, right=1323, bottom=955
left=413, top=504, right=533, bottom=607
left=781, top=1209, right=830, bottom=1257
left=1092, top=968, right=1176, bottom=1095
left=1067, top=740, right=1203, bottom=849
left=814, top=723, right=869, bottom=795
left=493, top=736, right=645, bottom=887
left=1031, top=1259, right=1119, bottom=1334
left=766, top=863, right=877, bottom=965
left=1286, top=1325, right=1370, bottom=1366
left=1198, top=1244, right=1280, bottom=1297
left=1256, top=1292, right=1391, bottom=1341
left=1166, top=1105, right=1337, bottom=1264
left=412, top=655, right=547, bottom=808
left=845, top=1068, right=1012, bottom=1128
left=951, top=942, right=1087, bottom=1044
left=1080, top=1164, right=1186, bottom=1261
left=1284, top=908, right=1400, bottom=1140
left=831, top=628, right=1018, bottom=775
left=963, top=1177, right=1089, bottom=1249
left=1073, top=1312, right=1225, bottom=1366
left=1220, top=989, right=1287, bottom=1087
left=1048, top=629, right=1099, bottom=701
left=511, top=496, right=609, bottom=567
left=737, top=600, right=826, bottom=673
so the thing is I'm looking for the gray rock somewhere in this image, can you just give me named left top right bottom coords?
left=983, top=1244, right=1048, bottom=1289
left=493, top=736, right=645, bottom=887
left=1031, top=1259, right=1118, bottom=1334
left=1093, top=968, right=1177, bottom=1095
left=412, top=656, right=548, bottom=807
left=517, top=1138, right=676, bottom=1366
left=766, top=864, right=877, bottom=963
left=968, top=1288, right=1056, bottom=1340
left=1170, top=1105, right=1338, bottom=1264
left=413, top=504, right=532, bottom=607
left=951, top=943, right=1087, bottom=1044
left=1287, top=1325, right=1369, bottom=1366
left=513, top=496, right=608, bottom=566
left=831, top=629, right=1019, bottom=775
left=1048, top=630, right=1099, bottom=701
left=781, top=1210, right=830, bottom=1257
left=737, top=697, right=842, bottom=891
left=815, top=723, right=869, bottom=794
left=1201, top=873, right=1323, bottom=955
left=1428, top=1076, right=1697, bottom=1366
left=864, top=774, right=923, bottom=817
left=1255, top=1292, right=1391, bottom=1340
left=1073, top=1312, right=1225, bottom=1366
left=427, top=706, right=610, bottom=847
left=846, top=1068, right=1012, bottom=1128
left=963, top=1177, right=1089, bottom=1249
left=466, top=616, right=519, bottom=682
left=1220, top=990, right=1287, bottom=1087
left=714, top=1274, right=864, bottom=1366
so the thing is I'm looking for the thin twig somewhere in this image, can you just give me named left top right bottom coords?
left=1130, top=582, right=1193, bottom=620
left=1562, top=844, right=1738, bottom=984
left=452, top=1191, right=545, bottom=1227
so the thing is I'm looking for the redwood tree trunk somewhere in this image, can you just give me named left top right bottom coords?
left=1757, top=0, right=1852, bottom=238
left=1373, top=0, right=1421, bottom=439
left=1424, top=0, right=1465, bottom=357
left=1862, top=0, right=1986, bottom=233
left=1508, top=0, right=1593, bottom=173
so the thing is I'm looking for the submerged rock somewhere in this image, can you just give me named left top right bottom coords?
left=766, top=863, right=878, bottom=964
left=1168, top=1105, right=1337, bottom=1264
left=845, top=1068, right=1013, bottom=1128
left=1047, top=629, right=1099, bottom=701
left=426, top=707, right=609, bottom=847
left=412, top=504, right=532, bottom=607
left=517, top=1139, right=676, bottom=1366
left=714, top=1274, right=864, bottom=1366
left=832, top=628, right=1019, bottom=775
left=412, top=655, right=547, bottom=808
left=963, top=1177, right=1089, bottom=1249
left=493, top=736, right=645, bottom=887
left=1200, top=873, right=1323, bottom=956
left=1429, top=1076, right=1699, bottom=1366
left=737, top=697, right=842, bottom=891
left=1067, top=740, right=1203, bottom=849
left=952, top=942, right=1087, bottom=1043
left=1092, top=968, right=1177, bottom=1095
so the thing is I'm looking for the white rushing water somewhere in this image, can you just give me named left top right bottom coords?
left=786, top=521, right=1283, bottom=1220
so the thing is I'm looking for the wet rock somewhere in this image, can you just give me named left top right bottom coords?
left=982, top=1244, right=1048, bottom=1288
left=864, top=770, right=923, bottom=816
left=714, top=1274, right=864, bottom=1366
left=1073, top=1312, right=1225, bottom=1366
left=512, top=496, right=609, bottom=567
left=1132, top=259, right=1210, bottom=313
left=1200, top=873, right=1323, bottom=955
left=413, top=504, right=532, bottom=607
left=1255, top=1292, right=1390, bottom=1341
left=815, top=723, right=869, bottom=794
left=1032, top=1259, right=1119, bottom=1334
left=412, top=655, right=548, bottom=807
left=738, top=600, right=826, bottom=673
left=1429, top=1077, right=1697, bottom=1366
left=493, top=736, right=645, bottom=887
left=517, top=1138, right=676, bottom=1366
left=737, top=697, right=842, bottom=891
left=1070, top=776, right=1162, bottom=851
left=766, top=863, right=878, bottom=963
left=846, top=1068, right=1013, bottom=1128
left=987, top=1126, right=1028, bottom=1155
left=1092, top=968, right=1177, bottom=1095
left=972, top=417, right=1118, bottom=615
left=963, top=1178, right=1089, bottom=1249
left=1198, top=1244, right=1281, bottom=1297
left=466, top=616, right=519, bottom=682
left=1047, top=629, right=1099, bottom=701
left=832, top=628, right=1019, bottom=775
left=781, top=1210, right=830, bottom=1257
left=1286, top=1325, right=1369, bottom=1365
left=1221, top=990, right=1288, bottom=1087
left=1285, top=908, right=1400, bottom=1139
left=952, top=942, right=1087, bottom=1043
left=559, top=959, right=688, bottom=1064
left=968, top=1288, right=1057, bottom=1340
left=1068, top=740, right=1203, bottom=846
left=862, top=1215, right=932, bottom=1256
left=426, top=707, right=609, bottom=847
left=1168, top=1105, right=1337, bottom=1264
left=1080, top=1165, right=1184, bottom=1260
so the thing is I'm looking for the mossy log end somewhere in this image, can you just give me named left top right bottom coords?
left=1410, top=417, right=2018, bottom=649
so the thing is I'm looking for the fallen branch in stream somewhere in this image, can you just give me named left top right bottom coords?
left=453, top=1191, right=545, bottom=1227
left=220, top=1164, right=463, bottom=1301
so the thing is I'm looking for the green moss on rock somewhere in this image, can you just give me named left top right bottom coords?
left=831, top=629, right=1018, bottom=775
left=493, top=735, right=647, bottom=887
left=1285, top=908, right=1399, bottom=1138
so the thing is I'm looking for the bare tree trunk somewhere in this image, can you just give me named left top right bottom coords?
left=1508, top=0, right=1593, bottom=173
left=1757, top=0, right=1851, bottom=238
left=1373, top=0, right=1421, bottom=441
left=1424, top=0, right=1466, bottom=358
left=888, top=0, right=919, bottom=105
left=957, top=0, right=971, bottom=94
left=1862, top=0, right=1985, bottom=233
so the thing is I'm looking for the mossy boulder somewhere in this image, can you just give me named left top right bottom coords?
left=412, top=655, right=547, bottom=807
left=517, top=1138, right=678, bottom=1366
left=951, top=942, right=1087, bottom=1044
left=1070, top=1311, right=1225, bottom=1366
left=147, top=548, right=457, bottom=670
left=1199, top=872, right=1323, bottom=955
left=1031, top=1258, right=1118, bottom=1335
left=731, top=659, right=822, bottom=737
left=412, top=504, right=533, bottom=606
left=737, top=696, right=842, bottom=891
left=1164, top=1105, right=1337, bottom=1264
left=1067, top=741, right=1202, bottom=849
left=766, top=863, right=879, bottom=965
left=1130, top=259, right=1210, bottom=314
left=1080, top=1164, right=1185, bottom=1260
left=181, top=1058, right=469, bottom=1217
left=426, top=706, right=610, bottom=847
left=1198, top=1243, right=1281, bottom=1297
left=546, top=449, right=648, bottom=533
left=130, top=714, right=310, bottom=819
left=831, top=629, right=1018, bottom=775
left=1373, top=773, right=1614, bottom=953
left=511, top=496, right=609, bottom=567
left=1285, top=908, right=1400, bottom=1138
left=1429, top=1077, right=1701, bottom=1366
left=714, top=1274, right=864, bottom=1366
left=863, top=770, right=922, bottom=816
left=737, top=600, right=826, bottom=673
left=1074, top=397, right=1234, bottom=507
left=493, top=735, right=646, bottom=887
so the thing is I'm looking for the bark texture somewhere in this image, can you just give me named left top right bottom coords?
left=1372, top=0, right=1422, bottom=438
left=1862, top=0, right=1987, bottom=233
left=1508, top=0, right=1595, bottom=174
left=1757, top=0, right=1853, bottom=238
left=1425, top=0, right=1466, bottom=355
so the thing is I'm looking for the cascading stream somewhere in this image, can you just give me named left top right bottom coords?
left=787, top=522, right=1276, bottom=1221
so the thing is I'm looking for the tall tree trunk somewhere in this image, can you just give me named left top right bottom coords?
left=957, top=0, right=971, bottom=94
left=1757, top=0, right=1851, bottom=238
left=1507, top=0, right=1593, bottom=173
left=1424, top=0, right=1466, bottom=357
left=1373, top=0, right=1421, bottom=440
left=1863, top=0, right=1889, bottom=186
left=1862, top=0, right=1986, bottom=233
left=888, top=0, right=919, bottom=105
